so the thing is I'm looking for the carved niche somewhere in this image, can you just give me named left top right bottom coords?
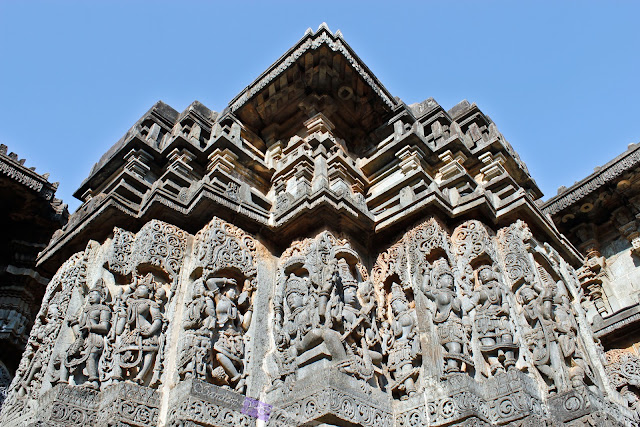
left=2, top=243, right=96, bottom=423
left=178, top=217, right=258, bottom=393
left=269, top=231, right=412, bottom=398
left=102, top=220, right=188, bottom=388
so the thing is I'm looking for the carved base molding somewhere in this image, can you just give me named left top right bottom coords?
left=166, top=379, right=257, bottom=427
left=267, top=369, right=393, bottom=427
left=2, top=376, right=633, bottom=426
left=4, top=382, right=159, bottom=427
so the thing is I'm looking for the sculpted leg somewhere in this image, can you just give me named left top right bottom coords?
left=321, top=330, right=347, bottom=361
left=216, top=353, right=241, bottom=381
left=86, top=351, right=100, bottom=389
left=134, top=352, right=155, bottom=384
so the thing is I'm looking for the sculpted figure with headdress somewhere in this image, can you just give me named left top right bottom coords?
left=112, top=272, right=166, bottom=385
left=60, top=279, right=112, bottom=389
left=178, top=277, right=215, bottom=381
left=206, top=274, right=253, bottom=392
left=422, top=258, right=471, bottom=374
left=471, top=265, right=518, bottom=376
left=552, top=289, right=590, bottom=388
left=518, top=282, right=562, bottom=392
left=387, top=282, right=421, bottom=400
left=17, top=302, right=61, bottom=397
left=280, top=270, right=347, bottom=366
left=334, top=260, right=383, bottom=382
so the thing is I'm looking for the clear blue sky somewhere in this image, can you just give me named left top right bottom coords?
left=1, top=1, right=639, bottom=212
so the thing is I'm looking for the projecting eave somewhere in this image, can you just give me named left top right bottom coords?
left=543, top=142, right=640, bottom=217
left=228, top=24, right=398, bottom=152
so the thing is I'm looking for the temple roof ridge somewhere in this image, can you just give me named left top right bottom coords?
left=228, top=23, right=397, bottom=113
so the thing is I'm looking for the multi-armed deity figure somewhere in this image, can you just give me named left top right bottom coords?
left=60, top=279, right=112, bottom=389
left=334, top=260, right=383, bottom=382
left=206, top=275, right=252, bottom=392
left=112, top=273, right=166, bottom=386
left=422, top=259, right=471, bottom=375
left=178, top=277, right=215, bottom=381
left=387, top=282, right=421, bottom=400
left=281, top=272, right=347, bottom=362
left=471, top=265, right=518, bottom=376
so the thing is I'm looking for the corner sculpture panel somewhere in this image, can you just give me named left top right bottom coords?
left=2, top=24, right=636, bottom=426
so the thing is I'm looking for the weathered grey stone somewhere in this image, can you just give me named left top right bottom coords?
left=1, top=24, right=636, bottom=426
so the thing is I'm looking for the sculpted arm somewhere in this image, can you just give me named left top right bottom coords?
left=205, top=297, right=215, bottom=318
left=93, top=309, right=111, bottom=334
left=452, top=296, right=462, bottom=313
left=145, top=305, right=163, bottom=337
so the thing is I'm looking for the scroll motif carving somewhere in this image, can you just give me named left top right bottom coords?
left=193, top=217, right=257, bottom=278
left=606, top=349, right=640, bottom=417
left=109, top=227, right=134, bottom=276
left=108, top=220, right=188, bottom=285
left=451, top=220, right=495, bottom=264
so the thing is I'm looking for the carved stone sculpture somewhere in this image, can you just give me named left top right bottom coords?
left=16, top=302, right=61, bottom=397
left=59, top=279, right=111, bottom=389
left=207, top=275, right=252, bottom=392
left=2, top=26, right=635, bottom=427
left=471, top=266, right=518, bottom=376
left=423, top=258, right=471, bottom=374
left=178, top=277, right=215, bottom=381
left=112, top=273, right=166, bottom=386
left=387, top=282, right=421, bottom=400
left=518, top=283, right=562, bottom=392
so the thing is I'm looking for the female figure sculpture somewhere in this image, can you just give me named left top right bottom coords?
left=387, top=282, right=421, bottom=400
left=471, top=266, right=517, bottom=376
left=112, top=273, right=164, bottom=385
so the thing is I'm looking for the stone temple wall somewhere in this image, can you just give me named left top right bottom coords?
left=1, top=24, right=637, bottom=426
left=0, top=215, right=634, bottom=426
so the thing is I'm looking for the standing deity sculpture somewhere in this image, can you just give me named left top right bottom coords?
left=17, top=303, right=61, bottom=397
left=552, top=288, right=590, bottom=388
left=471, top=266, right=517, bottom=376
left=358, top=279, right=384, bottom=369
left=178, top=277, right=215, bottom=381
left=387, top=282, right=421, bottom=400
left=422, top=259, right=471, bottom=375
left=316, top=257, right=338, bottom=325
left=112, top=273, right=166, bottom=386
left=207, top=275, right=252, bottom=392
left=517, top=283, right=562, bottom=392
left=59, top=279, right=112, bottom=389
